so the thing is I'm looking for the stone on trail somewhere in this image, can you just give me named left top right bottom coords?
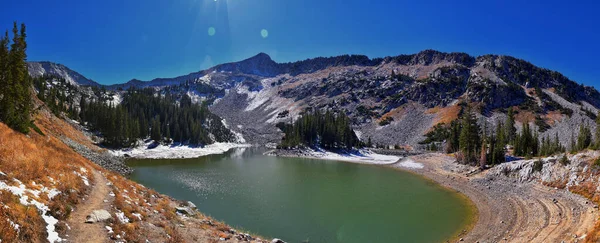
left=86, top=209, right=113, bottom=223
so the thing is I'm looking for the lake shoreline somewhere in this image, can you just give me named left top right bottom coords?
left=269, top=148, right=476, bottom=242
left=110, top=141, right=252, bottom=159
left=268, top=149, right=598, bottom=242
left=392, top=153, right=597, bottom=242
left=264, top=147, right=402, bottom=165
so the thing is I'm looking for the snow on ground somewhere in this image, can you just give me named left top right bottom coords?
left=0, top=177, right=63, bottom=243
left=395, top=158, right=425, bottom=169
left=296, top=148, right=401, bottom=165
left=115, top=211, right=129, bottom=224
left=110, top=141, right=251, bottom=159
left=221, top=119, right=246, bottom=143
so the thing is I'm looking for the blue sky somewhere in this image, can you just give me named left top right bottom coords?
left=1, top=0, right=599, bottom=87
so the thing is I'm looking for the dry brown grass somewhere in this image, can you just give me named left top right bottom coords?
left=33, top=108, right=100, bottom=152
left=0, top=109, right=96, bottom=242
left=0, top=191, right=46, bottom=243
left=544, top=110, right=564, bottom=125
left=426, top=104, right=461, bottom=127
left=514, top=109, right=535, bottom=123
left=379, top=104, right=408, bottom=122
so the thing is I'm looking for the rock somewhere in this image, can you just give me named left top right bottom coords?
left=187, top=201, right=197, bottom=209
left=86, top=209, right=112, bottom=223
left=175, top=206, right=196, bottom=216
left=271, top=238, right=286, bottom=243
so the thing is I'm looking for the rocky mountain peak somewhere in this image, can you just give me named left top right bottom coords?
left=213, top=52, right=280, bottom=77
left=27, top=61, right=100, bottom=87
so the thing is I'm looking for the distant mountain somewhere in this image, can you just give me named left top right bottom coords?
left=34, top=50, right=600, bottom=147
left=27, top=61, right=101, bottom=87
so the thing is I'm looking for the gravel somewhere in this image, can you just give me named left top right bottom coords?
left=61, top=137, right=133, bottom=175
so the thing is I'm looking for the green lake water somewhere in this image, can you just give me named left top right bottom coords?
left=127, top=148, right=473, bottom=243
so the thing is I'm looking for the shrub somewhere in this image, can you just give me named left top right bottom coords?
left=533, top=159, right=544, bottom=172
left=378, top=116, right=393, bottom=126
left=559, top=155, right=570, bottom=166
left=594, top=157, right=600, bottom=168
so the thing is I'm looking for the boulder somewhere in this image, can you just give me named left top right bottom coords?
left=186, top=201, right=197, bottom=209
left=86, top=209, right=112, bottom=223
left=271, top=238, right=286, bottom=243
left=175, top=206, right=196, bottom=216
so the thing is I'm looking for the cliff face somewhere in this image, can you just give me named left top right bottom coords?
left=30, top=50, right=600, bottom=147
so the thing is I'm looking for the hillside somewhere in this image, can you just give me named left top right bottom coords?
left=30, top=50, right=600, bottom=149
left=0, top=97, right=269, bottom=242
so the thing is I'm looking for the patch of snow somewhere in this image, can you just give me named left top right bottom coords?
left=0, top=180, right=63, bottom=242
left=285, top=148, right=400, bottom=165
left=187, top=90, right=208, bottom=104
left=132, top=213, right=142, bottom=221
left=73, top=171, right=90, bottom=186
left=396, top=158, right=425, bottom=169
left=110, top=141, right=251, bottom=159
left=105, top=226, right=113, bottom=234
left=115, top=211, right=130, bottom=224
left=354, top=130, right=363, bottom=140
left=221, top=119, right=246, bottom=143
left=7, top=219, right=19, bottom=233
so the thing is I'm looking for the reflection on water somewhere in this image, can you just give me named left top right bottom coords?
left=128, top=148, right=472, bottom=243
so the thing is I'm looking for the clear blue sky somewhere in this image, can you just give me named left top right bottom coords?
left=1, top=0, right=599, bottom=87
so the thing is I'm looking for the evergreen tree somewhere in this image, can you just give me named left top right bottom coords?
left=277, top=110, right=360, bottom=149
left=490, top=122, right=506, bottom=165
left=479, top=137, right=487, bottom=169
left=505, top=107, right=517, bottom=144
left=0, top=22, right=32, bottom=133
left=576, top=122, right=592, bottom=151
left=458, top=107, right=480, bottom=165
left=150, top=117, right=161, bottom=142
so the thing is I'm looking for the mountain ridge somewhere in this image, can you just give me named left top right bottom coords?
left=29, top=50, right=596, bottom=93
left=27, top=49, right=600, bottom=148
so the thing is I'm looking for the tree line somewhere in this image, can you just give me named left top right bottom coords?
left=79, top=88, right=235, bottom=148
left=425, top=105, right=574, bottom=167
left=276, top=109, right=361, bottom=149
left=0, top=22, right=32, bottom=133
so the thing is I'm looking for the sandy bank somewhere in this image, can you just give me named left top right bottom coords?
left=393, top=153, right=598, bottom=243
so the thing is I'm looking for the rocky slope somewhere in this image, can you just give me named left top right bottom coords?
left=28, top=61, right=101, bottom=87
left=29, top=50, right=600, bottom=148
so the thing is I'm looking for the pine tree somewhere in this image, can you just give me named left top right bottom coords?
left=458, top=107, right=480, bottom=165
left=151, top=118, right=162, bottom=142
left=505, top=107, right=517, bottom=144
left=576, top=122, right=592, bottom=151
left=479, top=137, right=487, bottom=169
left=491, top=122, right=506, bottom=165
left=0, top=23, right=32, bottom=133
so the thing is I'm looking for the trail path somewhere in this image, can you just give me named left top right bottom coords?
left=65, top=170, right=111, bottom=243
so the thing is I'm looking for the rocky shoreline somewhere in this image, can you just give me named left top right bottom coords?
left=392, top=153, right=598, bottom=242
left=61, top=137, right=133, bottom=175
